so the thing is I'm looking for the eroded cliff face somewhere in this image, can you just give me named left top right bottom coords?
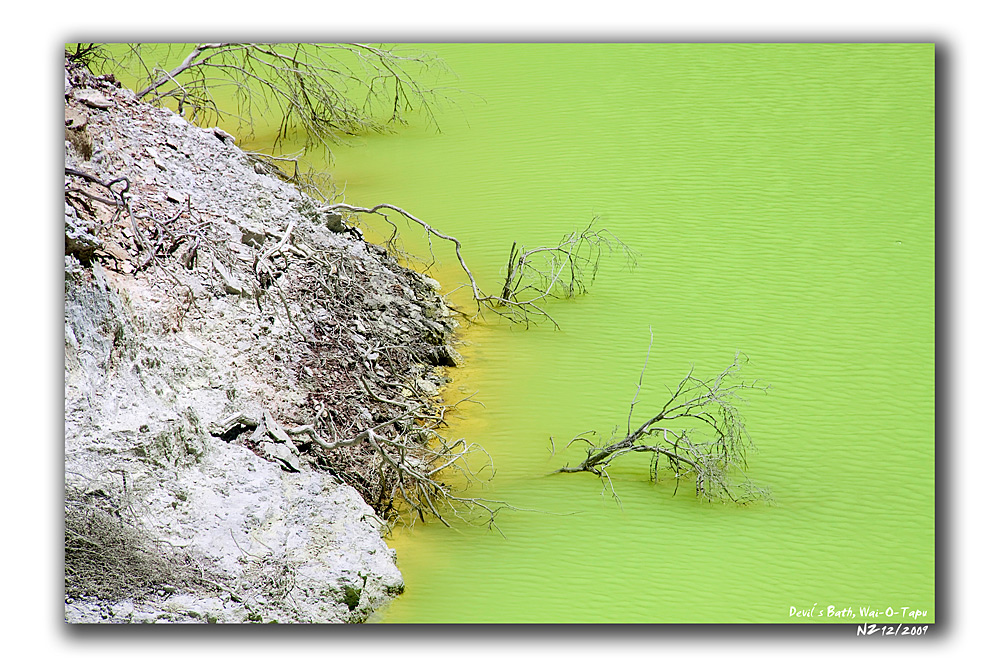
left=63, top=58, right=457, bottom=623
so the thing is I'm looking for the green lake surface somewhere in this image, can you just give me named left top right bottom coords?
left=111, top=43, right=936, bottom=623
left=320, top=44, right=935, bottom=624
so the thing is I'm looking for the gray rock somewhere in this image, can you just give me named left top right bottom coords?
left=63, top=57, right=457, bottom=624
left=238, top=221, right=267, bottom=247
left=325, top=211, right=346, bottom=233
left=64, top=203, right=101, bottom=259
left=212, top=257, right=248, bottom=296
left=432, top=344, right=463, bottom=367
left=145, top=146, right=167, bottom=171
left=212, top=127, right=236, bottom=143
left=74, top=89, right=113, bottom=110
left=65, top=106, right=88, bottom=130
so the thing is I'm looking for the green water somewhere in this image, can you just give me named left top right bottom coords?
left=322, top=44, right=935, bottom=624
left=104, top=43, right=936, bottom=623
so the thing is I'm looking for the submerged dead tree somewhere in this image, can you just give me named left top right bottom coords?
left=553, top=346, right=771, bottom=504
left=76, top=42, right=448, bottom=156
left=327, top=203, right=635, bottom=329
left=490, top=221, right=636, bottom=327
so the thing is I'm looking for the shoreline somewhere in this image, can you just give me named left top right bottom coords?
left=63, top=57, right=462, bottom=623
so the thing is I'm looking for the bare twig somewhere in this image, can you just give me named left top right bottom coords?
left=628, top=326, right=654, bottom=433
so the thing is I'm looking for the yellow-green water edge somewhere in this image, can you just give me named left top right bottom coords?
left=100, top=43, right=935, bottom=623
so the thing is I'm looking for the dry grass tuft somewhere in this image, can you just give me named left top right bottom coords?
left=64, top=479, right=217, bottom=602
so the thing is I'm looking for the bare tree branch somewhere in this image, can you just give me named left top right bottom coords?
left=327, top=204, right=636, bottom=329
left=552, top=350, right=771, bottom=504
left=116, top=43, right=449, bottom=156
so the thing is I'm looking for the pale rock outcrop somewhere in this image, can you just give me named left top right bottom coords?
left=63, top=58, right=454, bottom=623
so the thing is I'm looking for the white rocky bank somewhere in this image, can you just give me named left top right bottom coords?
left=63, top=61, right=454, bottom=623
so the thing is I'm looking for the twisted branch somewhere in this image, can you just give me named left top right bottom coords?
left=553, top=349, right=771, bottom=504
left=327, top=204, right=634, bottom=329
left=124, top=42, right=448, bottom=155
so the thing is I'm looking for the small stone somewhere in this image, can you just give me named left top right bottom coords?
left=325, top=211, right=346, bottom=233
left=74, top=89, right=113, bottom=110
left=238, top=222, right=267, bottom=247
left=166, top=189, right=185, bottom=203
left=145, top=147, right=167, bottom=171
left=212, top=257, right=247, bottom=296
left=414, top=378, right=438, bottom=395
left=263, top=439, right=301, bottom=473
left=64, top=203, right=101, bottom=260
left=432, top=344, right=462, bottom=367
left=100, top=238, right=132, bottom=265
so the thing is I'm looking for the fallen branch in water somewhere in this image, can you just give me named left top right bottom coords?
left=327, top=203, right=635, bottom=329
left=491, top=220, right=636, bottom=328
left=114, top=42, right=450, bottom=156
left=552, top=341, right=771, bottom=505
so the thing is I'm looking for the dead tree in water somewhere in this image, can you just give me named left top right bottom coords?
left=552, top=346, right=771, bottom=504
left=326, top=203, right=635, bottom=329
left=78, top=42, right=448, bottom=155
left=491, top=221, right=636, bottom=328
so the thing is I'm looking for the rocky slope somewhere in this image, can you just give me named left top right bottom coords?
left=63, top=58, right=459, bottom=623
